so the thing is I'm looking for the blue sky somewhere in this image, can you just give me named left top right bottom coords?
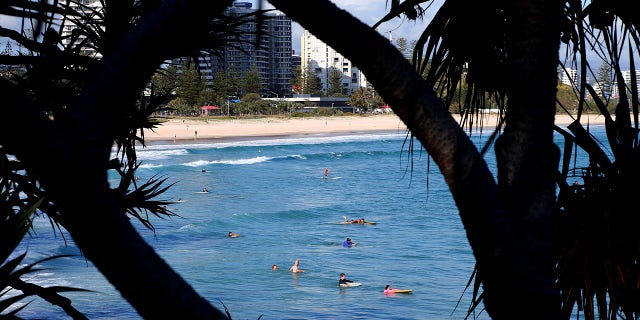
left=0, top=1, right=429, bottom=56
left=256, top=1, right=635, bottom=72
left=257, top=0, right=432, bottom=55
left=1, top=1, right=632, bottom=70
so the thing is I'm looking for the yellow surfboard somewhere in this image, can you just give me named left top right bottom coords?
left=391, top=289, right=412, bottom=293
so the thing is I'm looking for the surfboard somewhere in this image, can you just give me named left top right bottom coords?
left=228, top=234, right=240, bottom=238
left=339, top=282, right=361, bottom=287
left=193, top=191, right=209, bottom=194
left=389, top=289, right=412, bottom=293
left=337, top=221, right=377, bottom=225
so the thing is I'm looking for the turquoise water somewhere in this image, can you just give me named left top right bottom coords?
left=15, top=125, right=605, bottom=319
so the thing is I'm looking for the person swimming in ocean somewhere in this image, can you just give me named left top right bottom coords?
left=289, top=259, right=305, bottom=273
left=342, top=237, right=356, bottom=247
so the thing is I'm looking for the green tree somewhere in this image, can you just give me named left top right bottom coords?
left=348, top=87, right=383, bottom=112
left=3, top=0, right=640, bottom=319
left=242, top=64, right=264, bottom=95
left=291, top=65, right=303, bottom=94
left=199, top=88, right=216, bottom=106
left=556, top=83, right=579, bottom=114
left=273, top=0, right=640, bottom=319
left=225, top=64, right=242, bottom=99
left=395, top=37, right=409, bottom=59
left=594, top=63, right=613, bottom=99
left=303, top=65, right=323, bottom=95
left=153, top=64, right=178, bottom=98
left=175, top=58, right=205, bottom=114
left=327, top=67, right=344, bottom=96
left=212, top=70, right=230, bottom=107
left=0, top=1, right=259, bottom=318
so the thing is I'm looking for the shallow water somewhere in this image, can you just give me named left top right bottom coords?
left=14, top=126, right=605, bottom=319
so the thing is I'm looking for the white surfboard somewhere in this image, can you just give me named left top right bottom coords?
left=339, top=282, right=362, bottom=287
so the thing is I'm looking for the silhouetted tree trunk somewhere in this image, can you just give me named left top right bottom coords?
left=271, top=0, right=562, bottom=318
left=2, top=0, right=565, bottom=318
left=2, top=0, right=236, bottom=318
left=488, top=1, right=562, bottom=318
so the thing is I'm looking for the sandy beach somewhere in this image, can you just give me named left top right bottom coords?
left=143, top=113, right=606, bottom=142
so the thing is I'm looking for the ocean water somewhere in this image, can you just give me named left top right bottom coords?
left=13, top=125, right=606, bottom=319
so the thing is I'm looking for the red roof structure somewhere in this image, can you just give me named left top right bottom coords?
left=201, top=105, right=221, bottom=116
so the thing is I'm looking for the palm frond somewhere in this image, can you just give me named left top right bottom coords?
left=0, top=252, right=91, bottom=318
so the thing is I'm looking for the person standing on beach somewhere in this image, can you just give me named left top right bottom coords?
left=289, top=259, right=305, bottom=273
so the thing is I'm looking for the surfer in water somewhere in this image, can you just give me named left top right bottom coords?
left=323, top=167, right=330, bottom=179
left=343, top=216, right=366, bottom=224
left=342, top=237, right=356, bottom=247
left=384, top=285, right=397, bottom=295
left=289, top=259, right=305, bottom=273
left=339, top=273, right=354, bottom=286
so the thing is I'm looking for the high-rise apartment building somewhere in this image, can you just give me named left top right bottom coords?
left=560, top=67, right=579, bottom=87
left=63, top=1, right=293, bottom=97
left=60, top=0, right=103, bottom=58
left=301, top=30, right=368, bottom=95
left=621, top=70, right=640, bottom=97
left=196, top=2, right=292, bottom=96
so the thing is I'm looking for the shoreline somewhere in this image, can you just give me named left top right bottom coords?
left=142, top=113, right=606, bottom=143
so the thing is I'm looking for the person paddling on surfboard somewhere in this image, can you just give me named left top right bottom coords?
left=384, top=285, right=397, bottom=295
left=339, top=273, right=354, bottom=286
left=342, top=237, right=356, bottom=247
left=384, top=285, right=412, bottom=294
left=344, top=217, right=366, bottom=224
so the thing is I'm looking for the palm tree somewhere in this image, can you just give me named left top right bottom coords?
left=271, top=0, right=640, bottom=319
left=0, top=0, right=262, bottom=318
left=2, top=0, right=639, bottom=319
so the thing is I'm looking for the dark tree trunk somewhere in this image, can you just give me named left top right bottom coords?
left=487, top=0, right=563, bottom=318
left=271, top=0, right=562, bottom=318
left=1, top=0, right=565, bottom=318
left=2, top=0, right=235, bottom=318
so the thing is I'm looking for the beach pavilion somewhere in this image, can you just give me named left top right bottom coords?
left=201, top=105, right=221, bottom=116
